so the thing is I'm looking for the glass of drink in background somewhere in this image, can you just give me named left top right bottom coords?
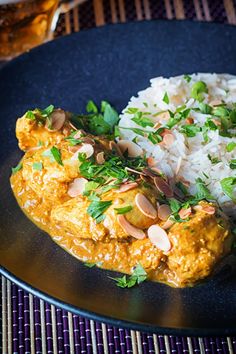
left=0, top=0, right=85, bottom=60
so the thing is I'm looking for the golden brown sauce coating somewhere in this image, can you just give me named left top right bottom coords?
left=10, top=112, right=233, bottom=287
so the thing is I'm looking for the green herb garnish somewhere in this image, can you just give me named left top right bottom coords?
left=180, top=124, right=200, bottom=137
left=163, top=92, right=169, bottom=104
left=43, top=146, right=63, bottom=166
left=207, top=154, right=221, bottom=165
left=25, top=110, right=36, bottom=120
left=11, top=162, right=23, bottom=174
left=114, top=205, right=133, bottom=214
left=226, top=142, right=236, bottom=152
left=132, top=111, right=154, bottom=128
left=229, top=159, right=236, bottom=170
left=191, top=81, right=208, bottom=102
left=87, top=199, right=112, bottom=223
left=220, top=177, right=236, bottom=202
left=184, top=74, right=191, bottom=83
left=32, top=162, right=43, bottom=171
left=195, top=177, right=214, bottom=200
left=109, top=264, right=147, bottom=288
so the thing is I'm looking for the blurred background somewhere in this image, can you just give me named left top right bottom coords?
left=1, top=0, right=236, bottom=60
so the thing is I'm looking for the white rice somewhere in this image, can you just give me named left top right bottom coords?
left=118, top=73, right=236, bottom=218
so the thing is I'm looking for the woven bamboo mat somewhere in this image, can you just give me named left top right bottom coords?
left=1, top=1, right=236, bottom=353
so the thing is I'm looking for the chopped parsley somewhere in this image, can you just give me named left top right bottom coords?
left=195, top=177, right=214, bottom=200
left=11, top=162, right=23, bottom=174
left=207, top=154, right=221, bottom=165
left=42, top=146, right=63, bottom=166
left=163, top=92, right=170, bottom=104
left=226, top=142, right=236, bottom=152
left=25, top=110, right=35, bottom=120
left=168, top=198, right=182, bottom=213
left=191, top=81, right=208, bottom=102
left=32, top=162, right=43, bottom=171
left=84, top=262, right=96, bottom=268
left=184, top=74, right=192, bottom=83
left=109, top=264, right=147, bottom=288
left=180, top=124, right=200, bottom=137
left=64, top=131, right=82, bottom=146
left=71, top=100, right=119, bottom=136
left=229, top=159, right=236, bottom=170
left=87, top=199, right=112, bottom=223
left=220, top=177, right=236, bottom=202
left=131, top=111, right=154, bottom=128
left=114, top=205, right=133, bottom=214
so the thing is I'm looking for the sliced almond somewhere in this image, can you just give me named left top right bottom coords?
left=156, top=111, right=170, bottom=121
left=147, top=224, right=171, bottom=252
left=117, top=215, right=146, bottom=239
left=117, top=140, right=143, bottom=158
left=186, top=117, right=194, bottom=124
left=212, top=118, right=221, bottom=127
left=193, top=205, right=203, bottom=212
left=78, top=144, right=94, bottom=159
left=116, top=182, right=138, bottom=193
left=68, top=177, right=88, bottom=197
left=179, top=207, right=192, bottom=219
left=158, top=204, right=171, bottom=221
left=201, top=205, right=216, bottom=215
left=154, top=176, right=173, bottom=198
left=125, top=167, right=146, bottom=176
left=109, top=141, right=123, bottom=156
left=160, top=128, right=172, bottom=137
left=162, top=218, right=175, bottom=230
left=81, top=137, right=95, bottom=145
left=68, top=145, right=81, bottom=153
left=74, top=130, right=84, bottom=139
left=135, top=193, right=157, bottom=219
left=163, top=133, right=175, bottom=147
left=147, top=156, right=156, bottom=167
left=96, top=151, right=105, bottom=164
left=46, top=109, right=66, bottom=131
left=210, top=99, right=222, bottom=106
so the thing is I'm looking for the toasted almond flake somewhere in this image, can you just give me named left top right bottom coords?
left=125, top=167, right=146, bottom=176
left=147, top=156, right=156, bottom=167
left=210, top=99, right=222, bottom=106
left=178, top=176, right=190, bottom=187
left=212, top=118, right=221, bottom=127
left=151, top=167, right=163, bottom=175
left=46, top=109, right=66, bottom=131
left=162, top=218, right=175, bottom=230
left=201, top=205, right=216, bottom=214
left=69, top=122, right=79, bottom=131
left=79, top=143, right=94, bottom=158
left=62, top=126, right=71, bottom=136
left=160, top=128, right=172, bottom=137
left=179, top=207, right=192, bottom=219
left=116, top=182, right=138, bottom=193
left=117, top=140, right=143, bottom=158
left=117, top=215, right=145, bottom=239
left=68, top=177, right=88, bottom=197
left=96, top=151, right=105, bottom=164
left=158, top=204, right=172, bottom=221
left=147, top=224, right=171, bottom=252
left=135, top=193, right=157, bottom=219
left=193, top=205, right=203, bottom=212
left=154, top=176, right=173, bottom=198
left=81, top=137, right=95, bottom=145
left=186, top=117, right=194, bottom=125
left=142, top=168, right=157, bottom=177
left=109, top=141, right=123, bottom=156
left=154, top=122, right=162, bottom=129
left=157, top=111, right=170, bottom=121
left=163, top=133, right=175, bottom=147
left=68, top=145, right=81, bottom=153
left=74, top=130, right=83, bottom=139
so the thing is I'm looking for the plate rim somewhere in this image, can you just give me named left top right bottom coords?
left=1, top=19, right=236, bottom=336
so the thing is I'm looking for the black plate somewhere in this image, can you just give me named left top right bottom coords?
left=1, top=20, right=236, bottom=336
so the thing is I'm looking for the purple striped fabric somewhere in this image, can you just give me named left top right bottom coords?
left=0, top=276, right=235, bottom=353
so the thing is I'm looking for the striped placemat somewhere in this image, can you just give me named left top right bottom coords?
left=55, top=0, right=236, bottom=37
left=1, top=276, right=236, bottom=353
left=2, top=1, right=236, bottom=353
